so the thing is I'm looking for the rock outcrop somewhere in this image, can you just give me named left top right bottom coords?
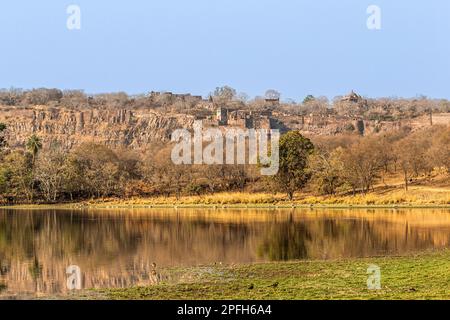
left=1, top=104, right=448, bottom=151
left=0, top=105, right=194, bottom=150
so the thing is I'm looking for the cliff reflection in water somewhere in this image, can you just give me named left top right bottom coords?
left=0, top=208, right=450, bottom=297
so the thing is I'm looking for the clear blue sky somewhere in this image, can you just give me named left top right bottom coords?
left=0, top=0, right=449, bottom=101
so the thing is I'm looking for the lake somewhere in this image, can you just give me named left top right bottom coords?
left=1, top=208, right=449, bottom=298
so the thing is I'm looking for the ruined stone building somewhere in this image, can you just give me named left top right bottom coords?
left=213, top=106, right=279, bottom=131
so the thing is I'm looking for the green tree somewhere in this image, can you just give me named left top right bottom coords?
left=272, top=131, right=315, bottom=200
left=0, top=123, right=6, bottom=149
left=0, top=151, right=33, bottom=202
left=61, top=154, right=85, bottom=201
left=26, top=134, right=42, bottom=202
left=302, top=95, right=315, bottom=105
left=0, top=165, right=9, bottom=200
left=26, top=134, right=43, bottom=165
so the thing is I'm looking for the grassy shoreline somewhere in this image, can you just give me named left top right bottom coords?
left=2, top=186, right=450, bottom=210
left=97, top=250, right=450, bottom=300
left=3, top=203, right=450, bottom=210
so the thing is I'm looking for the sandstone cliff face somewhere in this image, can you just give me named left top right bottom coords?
left=0, top=105, right=195, bottom=150
left=1, top=105, right=448, bottom=151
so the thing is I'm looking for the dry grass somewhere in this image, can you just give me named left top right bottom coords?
left=84, top=183, right=450, bottom=208
left=88, top=192, right=284, bottom=206
left=8, top=176, right=446, bottom=209
left=296, top=186, right=450, bottom=206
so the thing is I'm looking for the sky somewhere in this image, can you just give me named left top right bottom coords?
left=0, top=0, right=449, bottom=101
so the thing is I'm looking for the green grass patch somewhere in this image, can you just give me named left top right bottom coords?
left=99, top=250, right=450, bottom=300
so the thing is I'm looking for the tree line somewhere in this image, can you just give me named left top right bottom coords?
left=0, top=122, right=448, bottom=204
left=1, top=87, right=449, bottom=120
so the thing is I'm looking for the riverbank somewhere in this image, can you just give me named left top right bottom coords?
left=4, top=183, right=449, bottom=209
left=98, top=250, right=450, bottom=300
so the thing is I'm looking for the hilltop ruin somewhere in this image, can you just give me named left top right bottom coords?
left=0, top=89, right=448, bottom=150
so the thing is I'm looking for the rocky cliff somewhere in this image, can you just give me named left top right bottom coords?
left=1, top=104, right=448, bottom=151
left=0, top=105, right=195, bottom=150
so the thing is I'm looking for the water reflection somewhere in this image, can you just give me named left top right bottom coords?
left=0, top=208, right=449, bottom=297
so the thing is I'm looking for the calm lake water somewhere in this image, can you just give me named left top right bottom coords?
left=1, top=208, right=449, bottom=298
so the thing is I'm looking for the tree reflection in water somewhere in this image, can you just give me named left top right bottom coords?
left=0, top=208, right=449, bottom=296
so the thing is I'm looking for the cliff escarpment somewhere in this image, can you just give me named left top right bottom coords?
left=1, top=103, right=448, bottom=151
left=0, top=105, right=194, bottom=149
